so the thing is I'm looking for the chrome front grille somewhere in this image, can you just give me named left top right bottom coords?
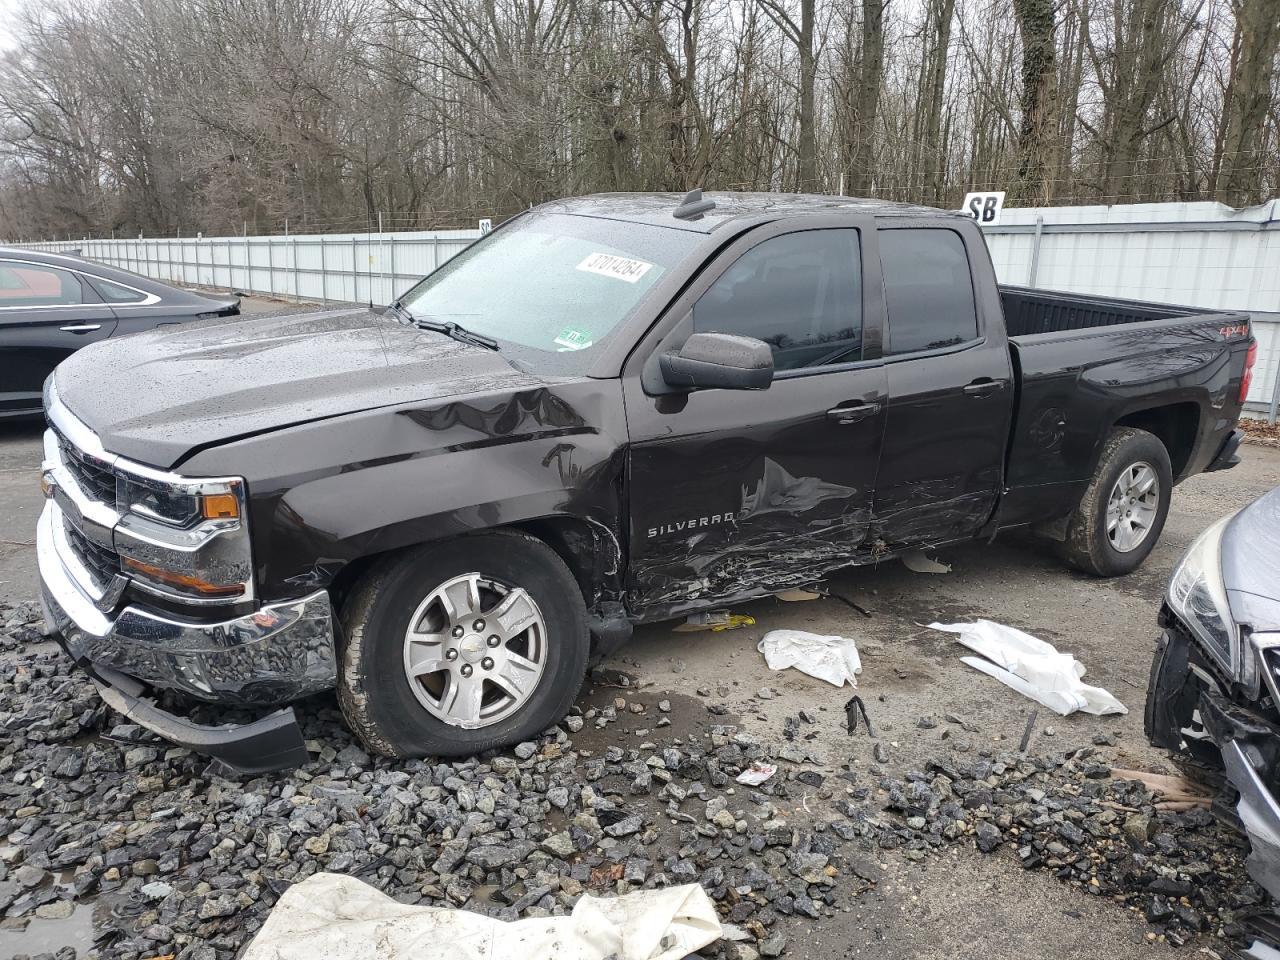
left=44, top=419, right=128, bottom=612
left=57, top=432, right=117, bottom=504
left=62, top=516, right=120, bottom=588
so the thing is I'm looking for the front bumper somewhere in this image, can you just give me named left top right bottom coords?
left=87, top=663, right=312, bottom=774
left=1200, top=690, right=1280, bottom=899
left=38, top=498, right=338, bottom=771
left=1147, top=621, right=1280, bottom=899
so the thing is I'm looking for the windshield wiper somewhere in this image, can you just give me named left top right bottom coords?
left=396, top=306, right=499, bottom=351
left=418, top=319, right=499, bottom=351
left=388, top=300, right=416, bottom=325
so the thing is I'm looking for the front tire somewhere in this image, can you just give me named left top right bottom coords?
left=338, top=531, right=589, bottom=758
left=1058, top=427, right=1172, bottom=576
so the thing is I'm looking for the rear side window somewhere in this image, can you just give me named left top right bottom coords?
left=694, top=229, right=862, bottom=371
left=92, top=278, right=149, bottom=304
left=0, top=262, right=84, bottom=306
left=880, top=229, right=978, bottom=355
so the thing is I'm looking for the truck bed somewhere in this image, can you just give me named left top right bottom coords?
left=998, top=286, right=1250, bottom=531
left=1000, top=285, right=1201, bottom=338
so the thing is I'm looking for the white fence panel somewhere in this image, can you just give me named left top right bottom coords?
left=20, top=229, right=482, bottom=309
left=19, top=199, right=1280, bottom=419
left=983, top=200, right=1280, bottom=420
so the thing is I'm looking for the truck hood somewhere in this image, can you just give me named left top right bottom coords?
left=53, top=307, right=543, bottom=469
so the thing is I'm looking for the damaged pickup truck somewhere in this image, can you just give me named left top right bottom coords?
left=1147, top=486, right=1280, bottom=918
left=38, top=191, right=1254, bottom=771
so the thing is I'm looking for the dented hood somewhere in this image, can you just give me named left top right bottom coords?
left=53, top=307, right=541, bottom=469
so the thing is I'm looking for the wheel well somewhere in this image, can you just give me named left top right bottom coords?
left=509, top=516, right=619, bottom=604
left=324, top=517, right=618, bottom=618
left=1116, top=403, right=1199, bottom=480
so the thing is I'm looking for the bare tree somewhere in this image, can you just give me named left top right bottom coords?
left=839, top=0, right=886, bottom=196
left=1212, top=0, right=1280, bottom=204
left=757, top=0, right=818, bottom=189
left=1013, top=0, right=1058, bottom=200
left=0, top=0, right=1276, bottom=242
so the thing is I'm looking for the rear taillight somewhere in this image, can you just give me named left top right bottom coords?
left=1241, top=341, right=1258, bottom=403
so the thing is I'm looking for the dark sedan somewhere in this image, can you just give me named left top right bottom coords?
left=0, top=247, right=239, bottom=417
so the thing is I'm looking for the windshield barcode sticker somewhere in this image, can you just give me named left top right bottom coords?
left=576, top=252, right=653, bottom=284
left=554, top=327, right=594, bottom=351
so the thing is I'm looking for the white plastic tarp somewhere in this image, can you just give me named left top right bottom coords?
left=757, top=629, right=862, bottom=687
left=242, top=873, right=722, bottom=960
left=929, top=619, right=1127, bottom=716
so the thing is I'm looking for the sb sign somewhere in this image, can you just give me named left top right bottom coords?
left=962, top=191, right=1006, bottom=226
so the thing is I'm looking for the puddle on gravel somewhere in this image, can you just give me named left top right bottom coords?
left=0, top=900, right=97, bottom=956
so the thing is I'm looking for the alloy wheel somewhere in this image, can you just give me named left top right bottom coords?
left=1106, top=461, right=1160, bottom=553
left=401, top=572, right=547, bottom=729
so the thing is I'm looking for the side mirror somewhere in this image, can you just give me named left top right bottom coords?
left=659, top=332, right=774, bottom=391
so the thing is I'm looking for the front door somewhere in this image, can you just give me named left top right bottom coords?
left=0, top=258, right=117, bottom=415
left=622, top=218, right=888, bottom=619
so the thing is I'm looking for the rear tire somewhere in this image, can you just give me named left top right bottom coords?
left=338, top=531, right=589, bottom=758
left=1057, top=427, right=1172, bottom=576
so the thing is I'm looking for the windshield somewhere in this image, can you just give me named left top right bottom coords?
left=398, top=212, right=700, bottom=372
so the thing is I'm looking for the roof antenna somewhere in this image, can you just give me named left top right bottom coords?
left=673, top=188, right=716, bottom=221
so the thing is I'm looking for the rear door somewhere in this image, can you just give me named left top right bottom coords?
left=0, top=258, right=117, bottom=415
left=622, top=216, right=889, bottom=617
left=870, top=221, right=1014, bottom=546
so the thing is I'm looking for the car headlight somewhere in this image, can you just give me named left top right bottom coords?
left=114, top=473, right=252, bottom=602
left=1167, top=513, right=1253, bottom=689
left=118, top=475, right=241, bottom=527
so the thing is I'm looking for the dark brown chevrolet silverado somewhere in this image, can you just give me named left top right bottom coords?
left=37, top=191, right=1255, bottom=771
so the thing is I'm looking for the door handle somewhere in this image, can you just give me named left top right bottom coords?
left=827, top=402, right=880, bottom=425
left=59, top=323, right=101, bottom=333
left=963, top=379, right=1003, bottom=397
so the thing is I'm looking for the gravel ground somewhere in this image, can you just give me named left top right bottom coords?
left=0, top=598, right=1266, bottom=960
left=0, top=395, right=1277, bottom=959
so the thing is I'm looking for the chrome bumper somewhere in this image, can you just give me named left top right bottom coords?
left=38, top=499, right=337, bottom=706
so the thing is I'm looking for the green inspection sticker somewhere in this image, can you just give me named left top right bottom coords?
left=553, top=327, right=594, bottom=351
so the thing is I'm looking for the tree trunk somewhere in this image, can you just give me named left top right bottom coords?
left=1216, top=0, right=1280, bottom=206
left=1101, top=0, right=1177, bottom=202
left=846, top=0, right=885, bottom=196
left=796, top=0, right=817, bottom=190
left=1013, top=0, right=1057, bottom=202
left=922, top=0, right=955, bottom=204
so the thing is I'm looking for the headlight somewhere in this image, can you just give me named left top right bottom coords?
left=114, top=473, right=252, bottom=602
left=1168, top=513, right=1249, bottom=686
left=118, top=476, right=241, bottom=527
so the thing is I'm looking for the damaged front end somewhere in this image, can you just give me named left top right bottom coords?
left=37, top=384, right=337, bottom=773
left=1146, top=493, right=1280, bottom=905
left=1147, top=622, right=1280, bottom=899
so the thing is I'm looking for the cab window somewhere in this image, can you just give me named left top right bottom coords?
left=880, top=229, right=978, bottom=355
left=693, top=230, right=863, bottom=371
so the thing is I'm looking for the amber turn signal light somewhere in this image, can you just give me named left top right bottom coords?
left=121, top=557, right=243, bottom=597
left=200, top=492, right=240, bottom=520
